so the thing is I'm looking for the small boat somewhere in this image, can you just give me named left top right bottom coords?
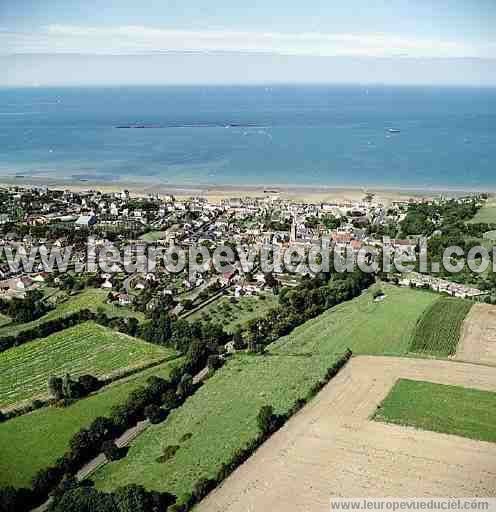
left=388, top=128, right=401, bottom=133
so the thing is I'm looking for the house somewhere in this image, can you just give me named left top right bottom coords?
left=75, top=215, right=97, bottom=228
left=118, top=293, right=133, bottom=306
left=31, top=273, right=46, bottom=283
left=220, top=270, right=237, bottom=286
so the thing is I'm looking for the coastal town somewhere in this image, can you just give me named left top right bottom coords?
left=0, top=186, right=490, bottom=310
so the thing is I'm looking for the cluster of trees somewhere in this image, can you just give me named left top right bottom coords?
left=0, top=289, right=52, bottom=324
left=400, top=199, right=481, bottom=237
left=95, top=310, right=140, bottom=337
left=263, top=218, right=291, bottom=231
left=235, top=270, right=374, bottom=352
left=48, top=374, right=102, bottom=401
left=139, top=309, right=228, bottom=374
left=321, top=214, right=343, bottom=230
left=398, top=199, right=496, bottom=287
left=0, top=481, right=175, bottom=512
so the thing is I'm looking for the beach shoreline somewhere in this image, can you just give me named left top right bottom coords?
left=0, top=176, right=487, bottom=205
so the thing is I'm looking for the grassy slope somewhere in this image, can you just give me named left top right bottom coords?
left=410, top=297, right=472, bottom=357
left=0, top=358, right=183, bottom=488
left=93, top=285, right=437, bottom=498
left=187, top=293, right=278, bottom=333
left=0, top=321, right=174, bottom=408
left=374, top=379, right=496, bottom=443
left=0, top=288, right=144, bottom=338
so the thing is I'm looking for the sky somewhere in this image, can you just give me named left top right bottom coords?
left=1, top=0, right=496, bottom=86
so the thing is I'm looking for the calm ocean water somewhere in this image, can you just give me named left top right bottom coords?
left=0, top=85, right=495, bottom=189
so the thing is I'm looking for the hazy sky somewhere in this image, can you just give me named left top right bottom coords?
left=1, top=0, right=496, bottom=86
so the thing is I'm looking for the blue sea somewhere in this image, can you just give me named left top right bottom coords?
left=0, top=84, right=495, bottom=190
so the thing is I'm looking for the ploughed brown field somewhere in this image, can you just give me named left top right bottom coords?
left=197, top=356, right=496, bottom=512
left=456, top=303, right=496, bottom=366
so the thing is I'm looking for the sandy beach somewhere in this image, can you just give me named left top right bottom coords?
left=0, top=176, right=479, bottom=205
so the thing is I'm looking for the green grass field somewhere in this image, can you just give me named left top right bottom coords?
left=187, top=293, right=279, bottom=332
left=0, top=358, right=182, bottom=488
left=139, top=231, right=168, bottom=242
left=0, top=313, right=11, bottom=328
left=0, top=321, right=174, bottom=409
left=468, top=198, right=496, bottom=224
left=374, top=379, right=496, bottom=443
left=409, top=297, right=472, bottom=357
left=483, top=230, right=496, bottom=241
left=0, top=288, right=144, bottom=338
left=92, top=285, right=438, bottom=500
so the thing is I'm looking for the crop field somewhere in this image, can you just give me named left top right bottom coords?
left=468, top=198, right=496, bottom=224
left=188, top=293, right=279, bottom=332
left=196, top=357, right=496, bottom=511
left=0, top=321, right=173, bottom=408
left=0, top=357, right=182, bottom=488
left=409, top=297, right=473, bottom=356
left=92, top=285, right=438, bottom=500
left=0, top=288, right=144, bottom=338
left=374, top=379, right=496, bottom=444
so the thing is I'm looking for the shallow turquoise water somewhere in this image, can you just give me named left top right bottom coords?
left=0, top=84, right=495, bottom=189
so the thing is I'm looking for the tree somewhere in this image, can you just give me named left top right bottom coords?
left=186, top=339, right=208, bottom=373
left=32, top=466, right=64, bottom=497
left=264, top=272, right=277, bottom=289
left=192, top=478, right=216, bottom=501
left=48, top=376, right=64, bottom=400
left=69, top=429, right=94, bottom=460
left=114, top=484, right=175, bottom=512
left=257, top=405, right=281, bottom=436
left=49, top=486, right=115, bottom=512
left=62, top=373, right=83, bottom=400
left=181, top=299, right=193, bottom=310
left=177, top=373, right=193, bottom=399
left=144, top=404, right=164, bottom=424
left=207, top=355, right=223, bottom=372
left=88, top=416, right=114, bottom=443
left=78, top=374, right=102, bottom=395
left=0, top=486, right=34, bottom=512
left=7, top=289, right=51, bottom=324
left=126, top=317, right=139, bottom=337
left=162, top=389, right=179, bottom=410
left=102, top=440, right=122, bottom=461
left=51, top=476, right=79, bottom=505
left=232, top=329, right=245, bottom=350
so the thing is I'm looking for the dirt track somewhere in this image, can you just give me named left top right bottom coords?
left=456, top=304, right=496, bottom=366
left=197, top=356, right=496, bottom=512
